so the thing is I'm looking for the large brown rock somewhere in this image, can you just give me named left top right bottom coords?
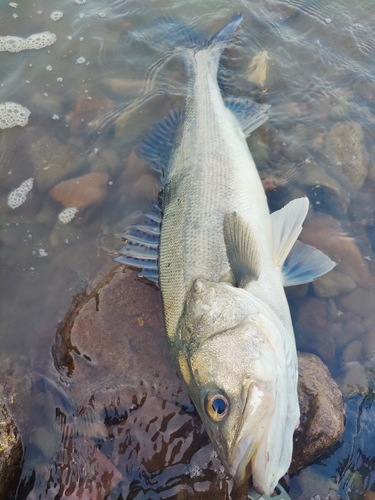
left=0, top=401, right=23, bottom=499
left=291, top=352, right=346, bottom=471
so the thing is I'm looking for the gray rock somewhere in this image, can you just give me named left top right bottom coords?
left=0, top=401, right=23, bottom=499
left=299, top=161, right=350, bottom=217
left=291, top=352, right=346, bottom=471
left=325, top=121, right=369, bottom=190
left=336, top=361, right=369, bottom=396
left=312, top=269, right=356, bottom=298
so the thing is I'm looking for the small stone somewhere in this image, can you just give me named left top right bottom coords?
left=291, top=352, right=345, bottom=471
left=49, top=172, right=109, bottom=211
left=341, top=340, right=363, bottom=366
left=362, top=329, right=375, bottom=362
left=30, top=135, right=82, bottom=191
left=291, top=467, right=339, bottom=500
left=325, top=121, right=369, bottom=190
left=336, top=288, right=375, bottom=321
left=70, top=94, right=114, bottom=136
left=133, top=174, right=160, bottom=201
left=312, top=269, right=356, bottom=298
left=300, top=214, right=371, bottom=287
left=336, top=361, right=369, bottom=396
left=354, top=82, right=375, bottom=103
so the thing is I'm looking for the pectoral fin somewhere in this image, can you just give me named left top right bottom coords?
left=224, top=212, right=261, bottom=287
left=282, top=240, right=336, bottom=286
left=224, top=96, right=271, bottom=137
left=270, top=197, right=309, bottom=267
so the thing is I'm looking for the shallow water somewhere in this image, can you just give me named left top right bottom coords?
left=1, top=0, right=375, bottom=498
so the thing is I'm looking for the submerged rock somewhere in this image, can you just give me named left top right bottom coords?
left=312, top=269, right=357, bottom=298
left=49, top=172, right=109, bottom=211
left=30, top=135, right=82, bottom=191
left=325, top=121, right=369, bottom=190
left=291, top=352, right=345, bottom=471
left=0, top=400, right=23, bottom=499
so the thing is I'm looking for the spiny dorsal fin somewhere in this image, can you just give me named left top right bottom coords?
left=224, top=96, right=270, bottom=137
left=270, top=197, right=309, bottom=267
left=223, top=211, right=261, bottom=287
left=282, top=240, right=336, bottom=287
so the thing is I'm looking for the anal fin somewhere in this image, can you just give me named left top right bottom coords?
left=224, top=96, right=270, bottom=137
left=223, top=212, right=261, bottom=288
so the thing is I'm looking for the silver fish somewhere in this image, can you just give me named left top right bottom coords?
left=116, top=13, right=335, bottom=495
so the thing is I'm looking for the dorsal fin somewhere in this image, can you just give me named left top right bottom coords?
left=114, top=202, right=161, bottom=286
left=224, top=96, right=270, bottom=137
left=270, top=197, right=309, bottom=267
left=223, top=211, right=261, bottom=287
left=138, top=108, right=182, bottom=183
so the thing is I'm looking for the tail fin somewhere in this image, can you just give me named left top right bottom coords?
left=152, top=13, right=243, bottom=55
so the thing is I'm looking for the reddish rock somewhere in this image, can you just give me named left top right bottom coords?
left=49, top=172, right=109, bottom=211
left=291, top=352, right=345, bottom=471
left=300, top=213, right=372, bottom=287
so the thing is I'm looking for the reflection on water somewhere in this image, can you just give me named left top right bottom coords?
left=0, top=0, right=375, bottom=498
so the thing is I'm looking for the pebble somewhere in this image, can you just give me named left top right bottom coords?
left=336, top=288, right=375, bottom=321
left=336, top=361, right=369, bottom=396
left=341, top=340, right=363, bottom=366
left=312, top=269, right=356, bottom=298
left=361, top=328, right=375, bottom=362
left=49, top=172, right=109, bottom=211
left=325, top=121, right=369, bottom=191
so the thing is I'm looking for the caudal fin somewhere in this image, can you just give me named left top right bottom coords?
left=152, top=13, right=243, bottom=56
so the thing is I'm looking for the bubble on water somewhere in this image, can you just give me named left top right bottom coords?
left=79, top=12, right=85, bottom=18
left=0, top=102, right=30, bottom=129
left=57, top=77, right=63, bottom=82
left=12, top=13, right=18, bottom=18
left=58, top=207, right=78, bottom=224
left=9, top=2, right=18, bottom=7
left=37, top=10, right=42, bottom=15
left=79, top=37, right=84, bottom=41
left=0, top=31, right=56, bottom=52
left=67, top=35, right=72, bottom=40
left=46, top=65, right=52, bottom=71
left=325, top=18, right=332, bottom=24
left=38, top=248, right=48, bottom=257
left=75, top=0, right=86, bottom=3
left=98, top=11, right=106, bottom=18
left=7, top=178, right=33, bottom=209
left=76, top=56, right=86, bottom=64
left=52, top=114, right=59, bottom=120
left=50, top=11, right=63, bottom=21
left=189, top=465, right=202, bottom=478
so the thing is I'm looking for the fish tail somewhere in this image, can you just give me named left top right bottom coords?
left=153, top=13, right=243, bottom=58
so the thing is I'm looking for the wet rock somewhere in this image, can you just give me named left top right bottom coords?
left=0, top=401, right=23, bottom=498
left=325, top=121, right=369, bottom=190
left=300, top=213, right=372, bottom=287
left=290, top=467, right=339, bottom=500
left=31, top=92, right=62, bottom=115
left=89, top=148, right=122, bottom=175
left=295, top=297, right=336, bottom=366
left=365, top=490, right=375, bottom=500
left=336, top=361, right=369, bottom=396
left=291, top=352, right=345, bottom=471
left=336, top=287, right=375, bottom=320
left=49, top=172, right=109, bottom=211
left=30, top=135, right=82, bottom=191
left=354, top=82, right=375, bottom=103
left=312, top=269, right=356, bottom=298
left=133, top=173, right=160, bottom=200
left=100, top=77, right=148, bottom=96
left=298, top=162, right=350, bottom=217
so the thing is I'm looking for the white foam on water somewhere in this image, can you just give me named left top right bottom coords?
left=50, top=11, right=63, bottom=21
left=58, top=207, right=78, bottom=224
left=0, top=32, right=56, bottom=52
left=7, top=178, right=34, bottom=209
left=0, top=102, right=30, bottom=129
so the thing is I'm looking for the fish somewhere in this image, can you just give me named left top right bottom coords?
left=116, top=13, right=335, bottom=496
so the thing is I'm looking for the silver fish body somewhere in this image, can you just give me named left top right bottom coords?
left=117, top=13, right=335, bottom=495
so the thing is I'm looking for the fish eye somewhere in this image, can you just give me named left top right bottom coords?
left=204, top=390, right=230, bottom=421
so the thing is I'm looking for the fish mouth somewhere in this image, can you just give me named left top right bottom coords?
left=227, top=381, right=275, bottom=491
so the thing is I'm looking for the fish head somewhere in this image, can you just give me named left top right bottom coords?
left=176, top=278, right=299, bottom=495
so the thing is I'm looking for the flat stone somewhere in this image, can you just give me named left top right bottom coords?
left=291, top=352, right=345, bottom=471
left=336, top=287, right=375, bottom=321
left=0, top=401, right=23, bottom=498
left=325, top=121, right=369, bottom=190
left=49, top=172, right=109, bottom=211
left=312, top=269, right=356, bottom=298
